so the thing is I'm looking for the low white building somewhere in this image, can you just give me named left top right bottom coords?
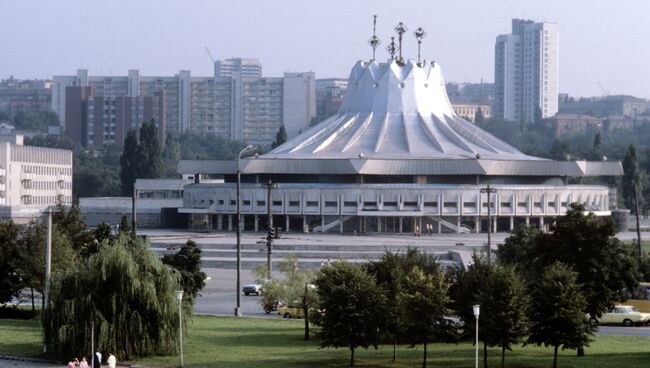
left=0, top=134, right=73, bottom=223
left=79, top=177, right=222, bottom=228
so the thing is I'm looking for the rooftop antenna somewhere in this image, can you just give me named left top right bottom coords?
left=394, top=22, right=408, bottom=65
left=368, top=15, right=381, bottom=60
left=386, top=36, right=397, bottom=60
left=414, top=27, right=426, bottom=66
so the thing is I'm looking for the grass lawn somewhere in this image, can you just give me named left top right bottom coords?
left=1, top=316, right=649, bottom=368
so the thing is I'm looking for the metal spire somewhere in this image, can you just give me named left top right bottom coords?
left=394, top=22, right=407, bottom=64
left=386, top=36, right=397, bottom=60
left=368, top=15, right=381, bottom=60
left=414, top=27, right=427, bottom=65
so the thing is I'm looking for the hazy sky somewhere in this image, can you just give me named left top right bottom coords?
left=2, top=0, right=649, bottom=98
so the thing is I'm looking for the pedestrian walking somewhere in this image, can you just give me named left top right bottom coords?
left=79, top=357, right=89, bottom=368
left=107, top=352, right=116, bottom=368
left=67, top=358, right=78, bottom=368
left=94, top=352, right=102, bottom=368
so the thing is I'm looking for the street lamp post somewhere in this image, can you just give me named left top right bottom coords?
left=236, top=145, right=255, bottom=317
left=262, top=180, right=278, bottom=279
left=473, top=305, right=480, bottom=368
left=175, top=290, right=184, bottom=368
left=480, top=185, right=497, bottom=263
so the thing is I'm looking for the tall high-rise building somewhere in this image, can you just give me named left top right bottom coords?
left=214, top=58, right=262, bottom=81
left=64, top=86, right=165, bottom=149
left=52, top=58, right=314, bottom=146
left=494, top=19, right=558, bottom=123
left=283, top=72, right=316, bottom=138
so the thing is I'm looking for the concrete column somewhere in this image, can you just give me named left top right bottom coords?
left=540, top=217, right=545, bottom=232
left=399, top=217, right=403, bottom=233
left=475, top=216, right=480, bottom=233
left=437, top=217, right=442, bottom=233
left=302, top=216, right=307, bottom=233
left=377, top=217, right=382, bottom=233
left=285, top=215, right=290, bottom=233
left=254, top=215, right=259, bottom=232
left=525, top=217, right=530, bottom=225
left=456, top=216, right=461, bottom=233
left=493, top=216, right=497, bottom=233
left=228, top=215, right=233, bottom=231
left=321, top=215, right=325, bottom=233
left=339, top=215, right=343, bottom=233
left=419, top=217, right=423, bottom=235
left=509, top=216, right=514, bottom=231
left=217, top=215, right=223, bottom=231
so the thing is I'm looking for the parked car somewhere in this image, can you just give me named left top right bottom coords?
left=242, top=283, right=263, bottom=296
left=278, top=305, right=304, bottom=319
left=590, top=305, right=650, bottom=326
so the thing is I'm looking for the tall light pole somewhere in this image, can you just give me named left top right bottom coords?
left=175, top=290, right=184, bottom=368
left=262, top=180, right=278, bottom=279
left=473, top=305, right=480, bottom=368
left=480, top=185, right=497, bottom=264
left=43, top=208, right=52, bottom=353
left=236, top=145, right=255, bottom=317
left=633, top=182, right=642, bottom=257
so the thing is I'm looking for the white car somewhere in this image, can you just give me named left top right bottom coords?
left=242, top=283, right=262, bottom=296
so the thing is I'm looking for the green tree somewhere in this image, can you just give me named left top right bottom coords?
left=366, top=248, right=442, bottom=361
left=161, top=240, right=206, bottom=305
left=13, top=110, right=59, bottom=133
left=450, top=254, right=494, bottom=368
left=120, top=129, right=138, bottom=196
left=314, top=261, right=387, bottom=367
left=272, top=125, right=288, bottom=148
left=0, top=221, right=23, bottom=303
left=479, top=265, right=529, bottom=368
left=136, top=119, right=162, bottom=180
left=43, top=234, right=183, bottom=360
left=622, top=145, right=642, bottom=210
left=19, top=221, right=77, bottom=311
left=398, top=267, right=455, bottom=368
left=474, top=107, right=485, bottom=124
left=527, top=262, right=590, bottom=368
left=258, top=255, right=318, bottom=339
left=52, top=203, right=95, bottom=257
left=498, top=204, right=639, bottom=356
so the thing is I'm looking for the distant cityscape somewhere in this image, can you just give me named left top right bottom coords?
left=2, top=18, right=649, bottom=151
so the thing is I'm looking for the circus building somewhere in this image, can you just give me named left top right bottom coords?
left=177, top=23, right=622, bottom=234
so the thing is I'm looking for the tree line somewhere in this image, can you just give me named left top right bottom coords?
left=0, top=206, right=206, bottom=360
left=267, top=204, right=645, bottom=368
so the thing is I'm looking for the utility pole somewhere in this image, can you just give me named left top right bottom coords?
left=634, top=182, right=642, bottom=257
left=43, top=208, right=52, bottom=353
left=262, top=180, right=278, bottom=279
left=132, top=183, right=137, bottom=236
left=480, top=185, right=497, bottom=264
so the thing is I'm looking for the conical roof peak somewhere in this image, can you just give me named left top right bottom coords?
left=270, top=59, right=539, bottom=161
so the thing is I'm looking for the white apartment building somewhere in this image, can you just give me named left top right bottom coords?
left=0, top=134, right=73, bottom=223
left=52, top=58, right=315, bottom=146
left=214, top=58, right=262, bottom=80
left=494, top=19, right=558, bottom=123
left=283, top=72, right=316, bottom=138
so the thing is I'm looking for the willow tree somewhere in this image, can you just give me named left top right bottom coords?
left=43, top=234, right=186, bottom=360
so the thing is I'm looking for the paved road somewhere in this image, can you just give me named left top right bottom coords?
left=0, top=359, right=59, bottom=368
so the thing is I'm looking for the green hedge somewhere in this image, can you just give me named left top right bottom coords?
left=0, top=306, right=40, bottom=320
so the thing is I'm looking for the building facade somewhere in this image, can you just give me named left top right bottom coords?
left=53, top=59, right=315, bottom=146
left=0, top=134, right=73, bottom=223
left=315, top=78, right=348, bottom=123
left=64, top=86, right=165, bottom=149
left=494, top=19, right=558, bottom=123
left=559, top=95, right=647, bottom=118
left=177, top=57, right=620, bottom=234
left=451, top=102, right=492, bottom=122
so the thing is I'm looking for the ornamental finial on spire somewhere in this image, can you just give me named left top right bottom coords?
left=367, top=15, right=381, bottom=60
left=414, top=27, right=427, bottom=65
left=386, top=36, right=397, bottom=60
left=394, top=21, right=407, bottom=65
